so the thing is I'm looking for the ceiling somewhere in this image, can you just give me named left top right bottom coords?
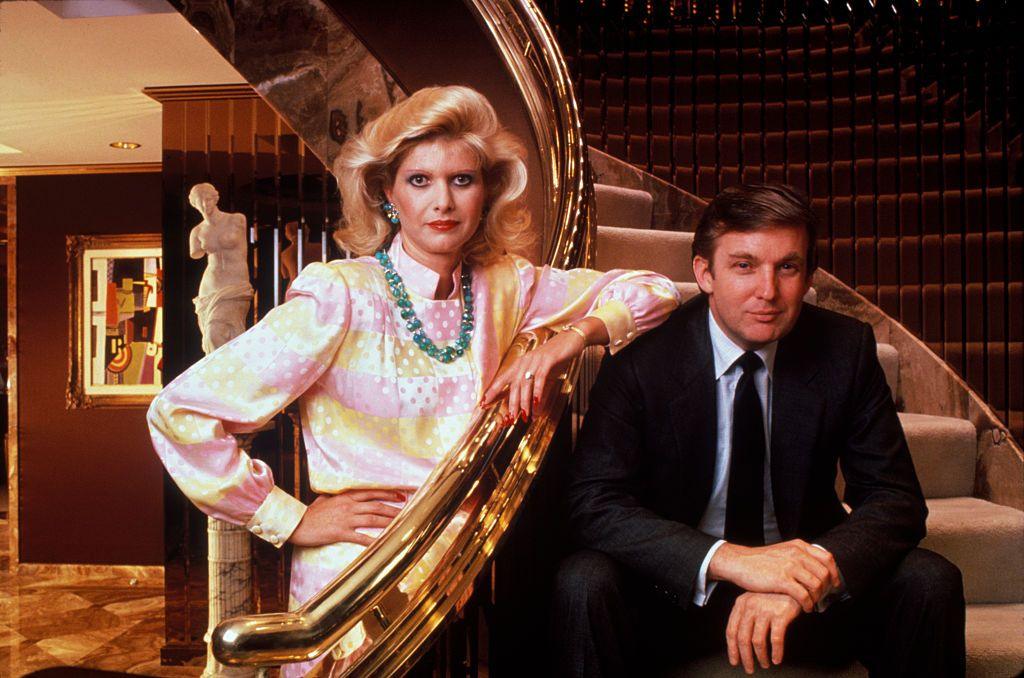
left=0, top=0, right=246, bottom=168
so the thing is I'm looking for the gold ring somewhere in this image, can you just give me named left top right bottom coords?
left=524, top=371, right=534, bottom=380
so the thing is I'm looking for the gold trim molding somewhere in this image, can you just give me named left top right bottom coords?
left=143, top=84, right=256, bottom=102
left=0, top=163, right=161, bottom=177
left=3, top=176, right=19, bottom=569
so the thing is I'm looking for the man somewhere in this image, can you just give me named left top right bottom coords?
left=554, top=185, right=965, bottom=676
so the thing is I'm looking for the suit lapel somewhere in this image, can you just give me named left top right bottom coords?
left=770, top=318, right=824, bottom=538
left=667, top=301, right=718, bottom=521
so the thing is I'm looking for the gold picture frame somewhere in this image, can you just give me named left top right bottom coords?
left=66, top=234, right=163, bottom=408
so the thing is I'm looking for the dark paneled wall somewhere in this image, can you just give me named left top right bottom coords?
left=156, top=90, right=338, bottom=663
left=543, top=0, right=1023, bottom=442
left=16, top=173, right=163, bottom=565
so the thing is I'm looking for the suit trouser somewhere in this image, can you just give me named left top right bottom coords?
left=551, top=547, right=966, bottom=678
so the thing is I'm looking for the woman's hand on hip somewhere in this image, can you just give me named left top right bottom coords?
left=289, top=488, right=413, bottom=547
left=480, top=326, right=590, bottom=422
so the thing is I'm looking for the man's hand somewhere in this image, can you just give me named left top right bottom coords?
left=709, top=540, right=841, bottom=612
left=726, top=592, right=802, bottom=673
left=289, top=488, right=413, bottom=547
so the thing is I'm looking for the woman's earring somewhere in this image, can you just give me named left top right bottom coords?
left=381, top=201, right=401, bottom=225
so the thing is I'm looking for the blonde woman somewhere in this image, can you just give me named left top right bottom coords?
left=148, top=85, right=680, bottom=673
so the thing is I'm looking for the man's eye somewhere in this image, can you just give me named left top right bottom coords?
left=452, top=174, right=474, bottom=186
left=736, top=261, right=751, bottom=270
left=408, top=175, right=428, bottom=187
left=780, top=263, right=800, bottom=273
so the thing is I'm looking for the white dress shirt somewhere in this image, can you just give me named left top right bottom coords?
left=692, top=309, right=781, bottom=605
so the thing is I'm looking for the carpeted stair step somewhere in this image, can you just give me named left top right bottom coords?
left=597, top=225, right=695, bottom=282
left=675, top=281, right=701, bottom=303
left=898, top=413, right=977, bottom=498
left=965, top=603, right=1024, bottom=677
left=594, top=184, right=654, bottom=229
left=876, top=343, right=899, bottom=399
left=922, top=497, right=1024, bottom=604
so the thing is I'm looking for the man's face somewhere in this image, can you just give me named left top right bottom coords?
left=692, top=224, right=812, bottom=350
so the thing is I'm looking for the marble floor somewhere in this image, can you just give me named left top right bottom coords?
left=0, top=520, right=204, bottom=677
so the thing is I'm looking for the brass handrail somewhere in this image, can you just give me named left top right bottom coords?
left=211, top=0, right=592, bottom=673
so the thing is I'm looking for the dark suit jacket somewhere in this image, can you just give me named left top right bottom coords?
left=567, top=295, right=927, bottom=607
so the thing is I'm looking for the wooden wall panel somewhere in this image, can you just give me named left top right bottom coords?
left=14, top=173, right=163, bottom=565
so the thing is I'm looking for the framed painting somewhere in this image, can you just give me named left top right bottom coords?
left=67, top=234, right=163, bottom=408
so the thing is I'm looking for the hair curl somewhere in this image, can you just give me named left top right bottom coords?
left=332, top=85, right=533, bottom=266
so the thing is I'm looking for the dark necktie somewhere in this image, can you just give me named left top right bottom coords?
left=725, top=351, right=766, bottom=546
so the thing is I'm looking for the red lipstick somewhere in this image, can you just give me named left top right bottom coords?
left=427, top=220, right=459, bottom=232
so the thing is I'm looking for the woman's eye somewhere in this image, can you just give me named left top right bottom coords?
left=452, top=174, right=474, bottom=186
left=408, top=174, right=428, bottom=187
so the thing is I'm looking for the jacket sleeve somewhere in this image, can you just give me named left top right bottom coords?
left=567, top=350, right=720, bottom=607
left=512, top=256, right=680, bottom=354
left=815, top=322, right=928, bottom=597
left=147, top=262, right=351, bottom=548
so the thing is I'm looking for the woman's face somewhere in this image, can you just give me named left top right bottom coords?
left=385, top=136, right=486, bottom=271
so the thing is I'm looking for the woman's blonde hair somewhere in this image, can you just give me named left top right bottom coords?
left=333, top=85, right=533, bottom=266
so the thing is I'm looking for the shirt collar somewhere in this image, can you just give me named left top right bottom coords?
left=387, top=232, right=463, bottom=300
left=707, top=309, right=778, bottom=380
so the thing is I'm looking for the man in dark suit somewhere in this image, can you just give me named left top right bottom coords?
left=553, top=185, right=965, bottom=676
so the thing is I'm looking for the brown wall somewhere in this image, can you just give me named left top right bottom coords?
left=16, top=172, right=163, bottom=565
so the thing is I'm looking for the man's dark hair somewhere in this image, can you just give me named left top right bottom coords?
left=692, top=183, right=818, bottom=275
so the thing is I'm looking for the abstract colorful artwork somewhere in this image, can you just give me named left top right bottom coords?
left=67, top=234, right=163, bottom=408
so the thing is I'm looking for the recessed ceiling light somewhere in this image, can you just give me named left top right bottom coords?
left=110, top=141, right=141, bottom=150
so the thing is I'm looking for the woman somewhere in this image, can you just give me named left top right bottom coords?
left=148, top=85, right=680, bottom=673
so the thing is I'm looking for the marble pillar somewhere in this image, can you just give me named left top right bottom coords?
left=203, top=515, right=255, bottom=677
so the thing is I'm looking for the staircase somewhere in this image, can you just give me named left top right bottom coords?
left=590, top=177, right=1024, bottom=676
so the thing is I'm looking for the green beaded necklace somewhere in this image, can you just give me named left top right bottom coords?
left=375, top=249, right=474, bottom=364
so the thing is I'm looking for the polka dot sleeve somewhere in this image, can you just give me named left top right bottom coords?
left=512, top=257, right=681, bottom=355
left=147, top=262, right=351, bottom=546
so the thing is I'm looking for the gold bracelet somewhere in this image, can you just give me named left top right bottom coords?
left=561, top=323, right=588, bottom=345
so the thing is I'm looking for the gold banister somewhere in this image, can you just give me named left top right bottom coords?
left=211, top=0, right=592, bottom=673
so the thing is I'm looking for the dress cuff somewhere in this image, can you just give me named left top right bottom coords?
left=693, top=539, right=727, bottom=606
left=588, top=300, right=636, bottom=355
left=246, top=486, right=307, bottom=548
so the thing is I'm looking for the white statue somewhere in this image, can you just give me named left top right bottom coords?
left=189, top=183, right=253, bottom=355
